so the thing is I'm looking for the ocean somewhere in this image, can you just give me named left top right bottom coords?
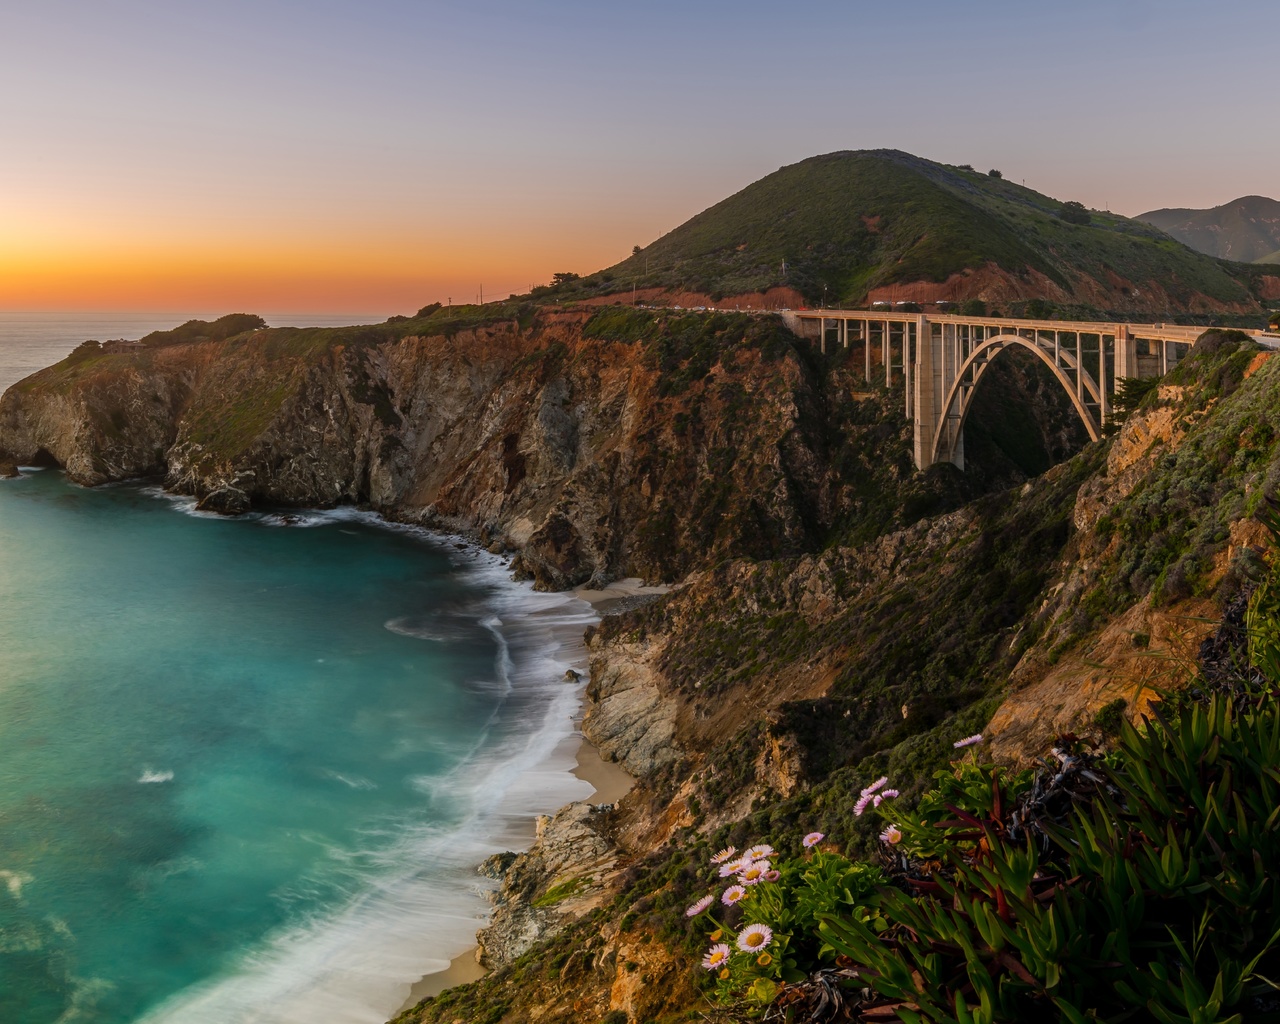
left=0, top=315, right=597, bottom=1023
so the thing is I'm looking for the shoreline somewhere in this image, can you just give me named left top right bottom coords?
left=395, top=578, right=666, bottom=1015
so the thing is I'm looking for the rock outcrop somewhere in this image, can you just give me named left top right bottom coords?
left=474, top=801, right=620, bottom=969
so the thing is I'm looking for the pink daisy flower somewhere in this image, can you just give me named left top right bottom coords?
left=685, top=895, right=715, bottom=917
left=853, top=793, right=873, bottom=816
left=719, top=857, right=753, bottom=878
left=802, top=831, right=824, bottom=848
left=738, top=860, right=771, bottom=885
left=763, top=869, right=781, bottom=882
left=879, top=825, right=903, bottom=845
left=863, top=776, right=889, bottom=796
left=743, top=844, right=775, bottom=860
left=736, top=923, right=774, bottom=953
left=953, top=734, right=984, bottom=749
left=702, top=943, right=731, bottom=970
left=721, top=885, right=747, bottom=906
left=710, top=846, right=737, bottom=865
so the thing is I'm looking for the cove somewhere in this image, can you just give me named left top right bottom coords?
left=0, top=471, right=594, bottom=1024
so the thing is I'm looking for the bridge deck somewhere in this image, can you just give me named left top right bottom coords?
left=789, top=309, right=1216, bottom=345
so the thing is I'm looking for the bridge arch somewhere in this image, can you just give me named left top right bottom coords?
left=930, top=333, right=1102, bottom=468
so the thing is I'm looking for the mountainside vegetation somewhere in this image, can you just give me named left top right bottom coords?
left=1138, top=194, right=1280, bottom=265
left=537, top=151, right=1280, bottom=318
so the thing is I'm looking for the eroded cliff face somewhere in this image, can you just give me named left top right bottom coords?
left=0, top=311, right=874, bottom=588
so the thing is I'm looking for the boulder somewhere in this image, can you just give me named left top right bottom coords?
left=196, top=486, right=251, bottom=515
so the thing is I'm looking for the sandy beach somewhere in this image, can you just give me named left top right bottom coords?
left=395, top=579, right=666, bottom=1013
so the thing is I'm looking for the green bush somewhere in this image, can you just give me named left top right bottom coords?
left=685, top=838, right=885, bottom=1007
left=1092, top=697, right=1128, bottom=735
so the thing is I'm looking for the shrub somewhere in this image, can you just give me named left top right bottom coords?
left=1057, top=201, right=1091, bottom=226
left=684, top=835, right=885, bottom=1007
left=1092, top=697, right=1127, bottom=735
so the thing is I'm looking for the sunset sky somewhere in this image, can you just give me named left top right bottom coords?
left=2, top=0, right=1276, bottom=314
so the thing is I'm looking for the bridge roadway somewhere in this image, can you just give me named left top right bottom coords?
left=781, top=309, right=1277, bottom=471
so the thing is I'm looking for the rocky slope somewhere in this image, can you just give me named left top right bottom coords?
left=1138, top=194, right=1280, bottom=264
left=394, top=331, right=1280, bottom=1024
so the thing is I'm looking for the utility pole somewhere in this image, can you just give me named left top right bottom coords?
left=480, top=285, right=484, bottom=306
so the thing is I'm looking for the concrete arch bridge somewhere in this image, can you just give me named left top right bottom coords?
left=783, top=310, right=1240, bottom=471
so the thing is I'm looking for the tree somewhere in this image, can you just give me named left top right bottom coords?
left=959, top=298, right=987, bottom=317
left=1058, top=200, right=1091, bottom=225
left=632, top=245, right=642, bottom=257
left=988, top=168, right=1002, bottom=179
left=551, top=272, right=580, bottom=287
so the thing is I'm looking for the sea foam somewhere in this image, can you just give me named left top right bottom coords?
left=133, top=516, right=599, bottom=1024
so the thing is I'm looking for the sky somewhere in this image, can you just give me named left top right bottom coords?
left=1, top=0, right=1276, bottom=314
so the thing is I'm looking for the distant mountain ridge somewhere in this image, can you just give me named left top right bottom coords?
left=549, top=150, right=1279, bottom=316
left=1137, top=195, right=1280, bottom=264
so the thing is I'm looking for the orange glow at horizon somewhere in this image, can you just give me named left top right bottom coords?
left=0, top=227, right=651, bottom=314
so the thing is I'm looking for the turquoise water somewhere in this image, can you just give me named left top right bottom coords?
left=0, top=471, right=593, bottom=1023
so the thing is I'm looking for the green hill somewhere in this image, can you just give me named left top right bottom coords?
left=1137, top=195, right=1280, bottom=264
left=548, top=150, right=1276, bottom=314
